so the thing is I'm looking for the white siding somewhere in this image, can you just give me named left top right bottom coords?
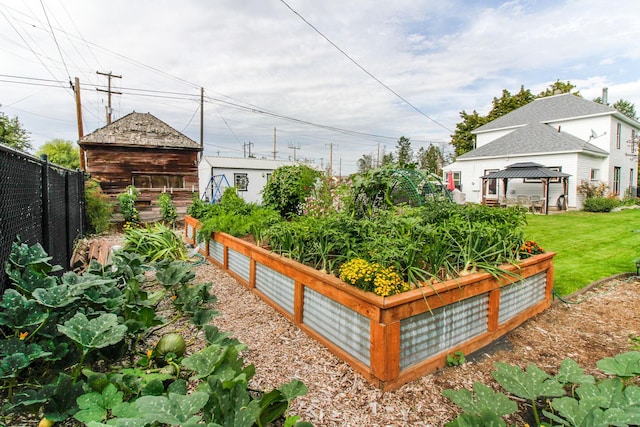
left=198, top=157, right=310, bottom=204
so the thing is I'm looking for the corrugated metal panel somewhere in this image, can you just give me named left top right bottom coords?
left=197, top=233, right=206, bottom=252
left=255, top=263, right=294, bottom=314
left=208, top=239, right=224, bottom=264
left=499, top=272, right=546, bottom=324
left=228, top=248, right=250, bottom=282
left=400, top=294, right=488, bottom=370
left=303, top=287, right=370, bottom=365
left=187, top=224, right=194, bottom=240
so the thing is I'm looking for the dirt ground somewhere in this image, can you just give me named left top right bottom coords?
left=72, top=234, right=640, bottom=426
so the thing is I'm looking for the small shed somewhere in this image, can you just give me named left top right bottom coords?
left=199, top=156, right=302, bottom=204
left=79, top=112, right=201, bottom=218
left=481, top=162, right=570, bottom=215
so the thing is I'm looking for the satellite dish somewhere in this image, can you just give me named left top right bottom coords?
left=589, top=129, right=606, bottom=140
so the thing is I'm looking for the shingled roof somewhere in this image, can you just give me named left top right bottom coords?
left=79, top=112, right=200, bottom=150
left=480, top=162, right=571, bottom=179
left=473, top=93, right=618, bottom=133
left=459, top=122, right=608, bottom=160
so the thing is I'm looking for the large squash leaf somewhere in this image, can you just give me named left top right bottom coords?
left=58, top=313, right=127, bottom=352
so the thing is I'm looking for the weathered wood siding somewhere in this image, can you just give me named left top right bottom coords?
left=84, top=145, right=199, bottom=212
left=84, top=145, right=198, bottom=191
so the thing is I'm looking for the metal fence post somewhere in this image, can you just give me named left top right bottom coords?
left=40, top=154, right=51, bottom=255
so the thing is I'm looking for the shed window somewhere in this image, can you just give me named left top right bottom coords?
left=234, top=173, right=249, bottom=192
left=133, top=174, right=185, bottom=189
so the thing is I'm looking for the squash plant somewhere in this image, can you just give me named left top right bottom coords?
left=443, top=352, right=640, bottom=426
left=0, top=238, right=309, bottom=426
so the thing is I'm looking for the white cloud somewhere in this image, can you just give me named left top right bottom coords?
left=2, top=0, right=640, bottom=173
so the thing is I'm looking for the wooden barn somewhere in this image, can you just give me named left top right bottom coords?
left=78, top=112, right=201, bottom=220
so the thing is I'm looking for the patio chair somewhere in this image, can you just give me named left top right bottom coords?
left=516, top=195, right=530, bottom=208
left=530, top=196, right=544, bottom=214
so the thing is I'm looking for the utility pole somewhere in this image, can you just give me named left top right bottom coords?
left=74, top=77, right=86, bottom=172
left=326, top=142, right=334, bottom=177
left=243, top=142, right=254, bottom=158
left=273, top=127, right=277, bottom=160
left=288, top=143, right=300, bottom=161
left=200, top=87, right=204, bottom=160
left=96, top=71, right=122, bottom=125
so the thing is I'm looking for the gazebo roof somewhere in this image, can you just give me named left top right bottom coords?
left=481, top=162, right=571, bottom=179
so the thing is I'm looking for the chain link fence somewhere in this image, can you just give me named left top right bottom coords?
left=0, top=144, right=86, bottom=293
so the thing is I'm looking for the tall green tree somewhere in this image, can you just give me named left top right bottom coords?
left=395, top=136, right=414, bottom=168
left=614, top=99, right=637, bottom=120
left=593, top=97, right=637, bottom=120
left=0, top=112, right=31, bottom=151
left=450, top=110, right=488, bottom=157
left=416, top=144, right=443, bottom=175
left=380, top=148, right=394, bottom=166
left=357, top=153, right=375, bottom=174
left=537, top=80, right=580, bottom=97
left=450, top=81, right=578, bottom=157
left=36, top=139, right=80, bottom=169
left=487, top=86, right=536, bottom=121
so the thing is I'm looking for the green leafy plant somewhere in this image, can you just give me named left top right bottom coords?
left=158, top=191, right=178, bottom=227
left=444, top=351, right=640, bottom=426
left=0, top=239, right=309, bottom=426
left=446, top=351, right=467, bottom=367
left=583, top=196, right=619, bottom=212
left=84, top=178, right=113, bottom=234
left=443, top=382, right=517, bottom=426
left=123, top=222, right=187, bottom=262
left=117, top=185, right=140, bottom=227
left=262, top=164, right=322, bottom=217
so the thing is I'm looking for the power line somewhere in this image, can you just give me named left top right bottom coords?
left=0, top=7, right=72, bottom=95
left=279, top=0, right=453, bottom=134
left=39, top=0, right=71, bottom=86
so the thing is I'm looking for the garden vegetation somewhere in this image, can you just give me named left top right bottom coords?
left=188, top=165, right=540, bottom=297
left=0, top=236, right=310, bottom=426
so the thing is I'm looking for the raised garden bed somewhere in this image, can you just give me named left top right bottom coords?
left=185, top=215, right=555, bottom=390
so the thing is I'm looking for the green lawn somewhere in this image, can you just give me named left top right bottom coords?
left=524, top=209, right=640, bottom=296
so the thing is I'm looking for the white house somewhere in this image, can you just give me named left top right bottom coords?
left=444, top=93, right=640, bottom=210
left=199, top=156, right=304, bottom=204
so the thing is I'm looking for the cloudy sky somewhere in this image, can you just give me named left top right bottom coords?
left=2, top=0, right=640, bottom=174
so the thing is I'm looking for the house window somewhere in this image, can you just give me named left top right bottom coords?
left=616, top=123, right=622, bottom=149
left=630, top=168, right=636, bottom=192
left=613, top=167, right=621, bottom=195
left=484, top=169, right=498, bottom=195
left=453, top=171, right=461, bottom=190
left=590, top=168, right=599, bottom=181
left=234, top=173, right=249, bottom=191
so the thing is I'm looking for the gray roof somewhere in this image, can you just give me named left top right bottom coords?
left=481, top=162, right=571, bottom=179
left=458, top=122, right=608, bottom=160
left=473, top=93, right=617, bottom=133
left=79, top=112, right=200, bottom=150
